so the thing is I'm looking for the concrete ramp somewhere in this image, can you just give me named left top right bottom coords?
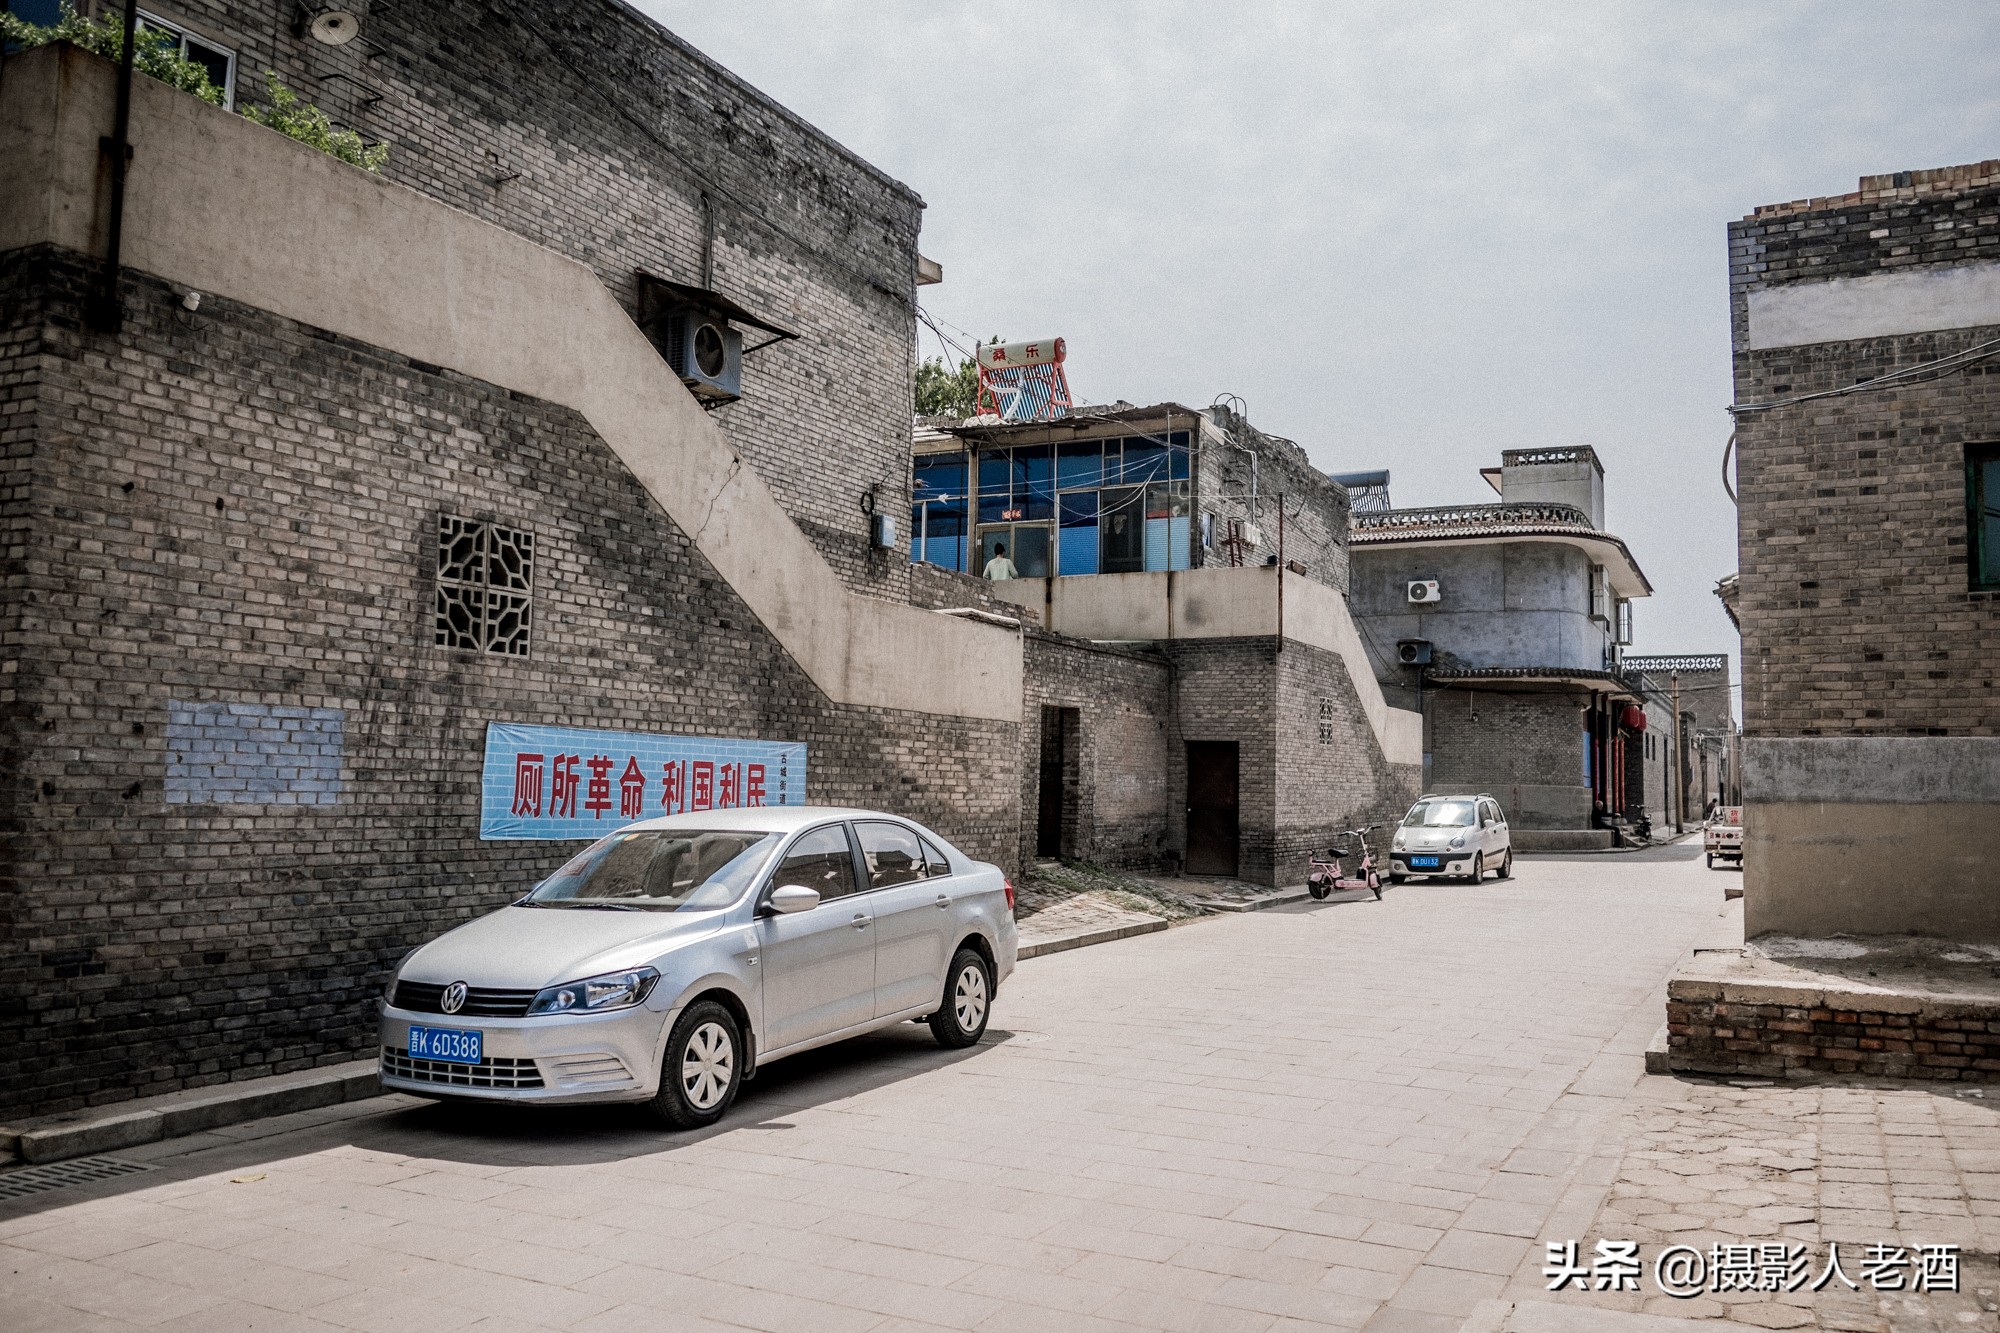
left=0, top=43, right=1020, bottom=723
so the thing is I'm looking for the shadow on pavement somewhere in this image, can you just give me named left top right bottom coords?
left=0, top=1025, right=1014, bottom=1218
left=1517, top=839, right=1709, bottom=864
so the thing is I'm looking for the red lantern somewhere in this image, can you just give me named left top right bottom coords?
left=1620, top=705, right=1647, bottom=732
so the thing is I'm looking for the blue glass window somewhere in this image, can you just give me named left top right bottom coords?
left=1123, top=439, right=1168, bottom=485
left=1060, top=526, right=1100, bottom=576
left=1057, top=493, right=1098, bottom=576
left=1057, top=440, right=1102, bottom=490
left=8, top=0, right=62, bottom=25
left=1169, top=432, right=1191, bottom=480
left=913, top=454, right=967, bottom=503
left=978, top=451, right=1012, bottom=496
left=1013, top=444, right=1052, bottom=496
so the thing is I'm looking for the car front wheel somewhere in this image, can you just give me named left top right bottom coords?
left=929, top=948, right=992, bottom=1049
left=1468, top=852, right=1484, bottom=883
left=644, top=999, right=742, bottom=1130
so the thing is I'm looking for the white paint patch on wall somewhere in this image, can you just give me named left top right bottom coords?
left=1745, top=260, right=2000, bottom=350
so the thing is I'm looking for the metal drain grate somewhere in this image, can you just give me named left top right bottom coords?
left=0, top=1156, right=155, bottom=1203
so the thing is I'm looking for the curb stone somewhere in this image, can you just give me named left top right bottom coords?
left=1018, top=917, right=1168, bottom=959
left=0, top=1060, right=381, bottom=1166
left=1190, top=887, right=1311, bottom=913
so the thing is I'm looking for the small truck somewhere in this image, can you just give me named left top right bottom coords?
left=1705, top=806, right=1743, bottom=869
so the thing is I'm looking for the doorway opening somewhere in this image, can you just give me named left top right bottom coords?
left=1036, top=706, right=1079, bottom=859
left=1184, top=740, right=1239, bottom=877
left=976, top=523, right=1051, bottom=578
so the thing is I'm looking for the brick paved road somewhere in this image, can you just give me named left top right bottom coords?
left=1, top=843, right=1728, bottom=1333
left=1504, top=1057, right=2000, bottom=1331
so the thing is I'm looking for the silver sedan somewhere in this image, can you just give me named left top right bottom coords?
left=378, top=807, right=1017, bottom=1128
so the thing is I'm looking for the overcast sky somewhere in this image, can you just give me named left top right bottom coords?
left=641, top=1, right=2000, bottom=687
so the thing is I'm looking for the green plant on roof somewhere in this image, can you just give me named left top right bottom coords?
left=0, top=3, right=224, bottom=105
left=1, top=6, right=389, bottom=172
left=240, top=71, right=389, bottom=173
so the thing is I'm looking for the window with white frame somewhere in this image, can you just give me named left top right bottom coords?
left=136, top=10, right=236, bottom=107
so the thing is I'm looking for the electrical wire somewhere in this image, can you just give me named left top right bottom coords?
left=915, top=307, right=975, bottom=362
left=1727, top=335, right=2000, bottom=416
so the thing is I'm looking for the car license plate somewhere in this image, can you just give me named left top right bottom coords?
left=1410, top=856, right=1440, bottom=869
left=408, top=1025, right=482, bottom=1065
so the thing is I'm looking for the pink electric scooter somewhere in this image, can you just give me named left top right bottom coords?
left=1307, top=826, right=1383, bottom=900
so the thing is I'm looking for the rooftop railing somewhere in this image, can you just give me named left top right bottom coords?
left=1352, top=501, right=1595, bottom=532
left=1623, top=655, right=1730, bottom=675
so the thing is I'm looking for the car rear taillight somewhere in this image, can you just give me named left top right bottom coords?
left=1003, top=876, right=1015, bottom=912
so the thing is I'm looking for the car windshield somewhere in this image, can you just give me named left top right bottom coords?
left=1403, top=799, right=1477, bottom=828
left=522, top=828, right=781, bottom=911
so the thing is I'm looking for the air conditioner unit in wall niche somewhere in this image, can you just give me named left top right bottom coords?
left=1408, top=579, right=1441, bottom=604
left=658, top=306, right=743, bottom=403
left=634, top=271, right=798, bottom=410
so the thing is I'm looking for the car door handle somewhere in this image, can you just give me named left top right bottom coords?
left=935, top=894, right=952, bottom=909
left=851, top=913, right=871, bottom=930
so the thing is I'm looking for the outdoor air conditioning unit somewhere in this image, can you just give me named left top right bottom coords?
left=1408, top=579, right=1441, bottom=604
left=1397, top=639, right=1433, bottom=666
left=657, top=306, right=744, bottom=403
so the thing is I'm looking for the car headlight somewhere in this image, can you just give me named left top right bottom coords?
left=527, top=966, right=660, bottom=1016
left=1392, top=831, right=1406, bottom=849
left=1447, top=835, right=1465, bottom=850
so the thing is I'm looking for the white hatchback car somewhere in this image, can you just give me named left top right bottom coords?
left=378, top=807, right=1016, bottom=1128
left=1388, top=793, right=1513, bottom=882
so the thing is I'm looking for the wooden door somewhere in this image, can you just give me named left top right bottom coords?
left=1184, top=741, right=1239, bottom=876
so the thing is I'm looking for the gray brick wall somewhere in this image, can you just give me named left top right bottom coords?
left=1271, top=642, right=1422, bottom=883
left=1197, top=410, right=1351, bottom=592
left=1020, top=634, right=1172, bottom=871
left=127, top=0, right=924, bottom=597
left=1729, top=174, right=2000, bottom=738
left=0, top=250, right=1016, bottom=1118
left=1426, top=688, right=1589, bottom=829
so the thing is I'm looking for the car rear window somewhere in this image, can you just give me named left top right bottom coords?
left=524, top=828, right=781, bottom=911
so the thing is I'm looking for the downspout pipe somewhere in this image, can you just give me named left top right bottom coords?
left=92, top=0, right=141, bottom=333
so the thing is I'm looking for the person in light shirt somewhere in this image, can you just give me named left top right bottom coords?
left=983, top=543, right=1018, bottom=581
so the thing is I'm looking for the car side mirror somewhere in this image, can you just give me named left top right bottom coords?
left=762, top=884, right=820, bottom=915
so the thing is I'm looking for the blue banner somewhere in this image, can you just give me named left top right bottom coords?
left=480, top=722, right=806, bottom=841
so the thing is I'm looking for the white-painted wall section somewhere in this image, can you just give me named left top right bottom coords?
left=1745, top=260, right=2000, bottom=350
left=0, top=46, right=1020, bottom=722
left=982, top=567, right=1423, bottom=766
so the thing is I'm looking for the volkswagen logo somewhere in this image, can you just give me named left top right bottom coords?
left=440, top=981, right=469, bottom=1015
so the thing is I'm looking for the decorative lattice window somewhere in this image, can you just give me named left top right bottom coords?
left=435, top=515, right=533, bottom=656
left=1317, top=697, right=1335, bottom=744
